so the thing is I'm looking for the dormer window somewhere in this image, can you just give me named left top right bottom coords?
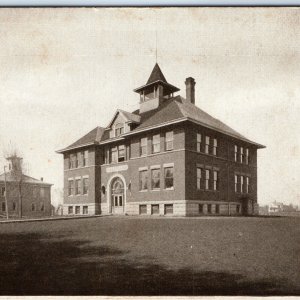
left=115, top=123, right=124, bottom=137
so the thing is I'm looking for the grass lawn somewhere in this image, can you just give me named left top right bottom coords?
left=0, top=216, right=299, bottom=295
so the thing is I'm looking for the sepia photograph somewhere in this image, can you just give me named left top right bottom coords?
left=0, top=6, right=299, bottom=296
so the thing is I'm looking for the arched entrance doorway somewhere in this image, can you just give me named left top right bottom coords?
left=110, top=177, right=125, bottom=215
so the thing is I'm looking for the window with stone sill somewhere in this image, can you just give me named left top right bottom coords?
left=165, top=131, right=174, bottom=151
left=164, top=167, right=174, bottom=189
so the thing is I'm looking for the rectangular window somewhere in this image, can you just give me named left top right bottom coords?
left=1, top=187, right=5, bottom=197
left=2, top=202, right=6, bottom=212
left=68, top=206, right=73, bottom=214
left=241, top=176, right=244, bottom=193
left=70, top=154, right=76, bottom=169
left=111, top=147, right=117, bottom=163
left=83, top=178, right=89, bottom=195
left=164, top=204, right=173, bottom=215
left=68, top=155, right=71, bottom=169
left=197, top=168, right=202, bottom=190
left=83, top=150, right=88, bottom=166
left=246, top=177, right=250, bottom=193
left=151, top=204, right=159, bottom=215
left=199, top=204, right=203, bottom=213
left=213, top=170, right=219, bottom=191
left=213, top=138, right=217, bottom=156
left=205, top=136, right=210, bottom=154
left=40, top=202, right=45, bottom=211
left=235, top=175, right=238, bottom=193
left=240, top=147, right=244, bottom=163
left=140, top=137, right=147, bottom=156
left=234, top=145, right=238, bottom=162
left=76, top=152, right=80, bottom=168
left=216, top=204, right=220, bottom=214
left=68, top=180, right=74, bottom=196
left=118, top=145, right=125, bottom=162
left=207, top=204, right=212, bottom=214
left=75, top=206, right=80, bottom=215
left=83, top=206, right=88, bottom=215
left=12, top=202, right=16, bottom=211
left=152, top=134, right=160, bottom=153
left=40, top=187, right=45, bottom=198
left=165, top=131, right=174, bottom=151
left=164, top=167, right=174, bottom=189
left=197, top=133, right=202, bottom=152
left=245, top=148, right=249, bottom=165
left=205, top=169, right=210, bottom=190
left=31, top=203, right=36, bottom=211
left=75, top=179, right=81, bottom=195
left=139, top=170, right=148, bottom=191
left=115, top=124, right=124, bottom=137
left=139, top=205, right=147, bottom=215
left=151, top=168, right=160, bottom=190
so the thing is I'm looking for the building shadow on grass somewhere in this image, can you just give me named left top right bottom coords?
left=0, top=232, right=298, bottom=296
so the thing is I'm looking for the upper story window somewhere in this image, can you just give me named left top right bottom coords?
left=205, top=169, right=210, bottom=190
left=246, top=177, right=250, bottom=193
left=115, top=123, right=124, bottom=137
left=213, top=170, right=219, bottom=191
left=40, top=187, right=45, bottom=198
left=140, top=137, right=147, bottom=156
left=69, top=154, right=76, bottom=169
left=110, top=145, right=125, bottom=163
left=235, top=175, right=238, bottom=192
left=165, top=131, right=174, bottom=151
left=197, top=133, right=202, bottom=152
left=245, top=148, right=249, bottom=165
left=213, top=139, right=218, bottom=156
left=83, top=178, right=89, bottom=195
left=1, top=187, right=5, bottom=197
left=197, top=167, right=202, bottom=189
left=111, top=147, right=118, bottom=163
left=83, top=150, right=88, bottom=166
left=240, top=175, right=244, bottom=193
left=75, top=179, right=81, bottom=195
left=234, top=146, right=249, bottom=164
left=152, top=134, right=160, bottom=153
left=240, top=147, right=244, bottom=163
left=68, top=180, right=74, bottom=196
left=164, top=166, right=174, bottom=189
left=151, top=168, right=160, bottom=190
left=205, top=136, right=210, bottom=154
left=139, top=170, right=148, bottom=191
left=234, top=145, right=238, bottom=162
left=118, top=145, right=125, bottom=162
left=76, top=153, right=80, bottom=168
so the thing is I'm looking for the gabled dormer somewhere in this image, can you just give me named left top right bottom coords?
left=107, top=109, right=141, bottom=138
left=134, top=63, right=180, bottom=113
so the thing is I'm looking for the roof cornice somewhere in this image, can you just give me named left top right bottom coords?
left=56, top=142, right=97, bottom=154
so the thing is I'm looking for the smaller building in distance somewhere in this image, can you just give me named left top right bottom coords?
left=0, top=155, right=52, bottom=218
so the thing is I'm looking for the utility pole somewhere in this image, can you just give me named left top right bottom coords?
left=4, top=166, right=8, bottom=220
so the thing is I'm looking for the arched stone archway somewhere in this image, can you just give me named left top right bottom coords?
left=107, top=174, right=126, bottom=215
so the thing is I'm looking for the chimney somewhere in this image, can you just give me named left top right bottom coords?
left=185, top=77, right=196, bottom=104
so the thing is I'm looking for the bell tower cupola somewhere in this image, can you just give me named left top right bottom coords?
left=134, top=63, right=180, bottom=113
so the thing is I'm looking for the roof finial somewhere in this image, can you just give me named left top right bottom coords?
left=155, top=13, right=158, bottom=63
left=155, top=30, right=157, bottom=63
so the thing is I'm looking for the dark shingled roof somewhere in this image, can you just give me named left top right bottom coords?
left=130, top=96, right=264, bottom=147
left=0, top=172, right=52, bottom=185
left=57, top=126, right=105, bottom=152
left=147, top=63, right=168, bottom=84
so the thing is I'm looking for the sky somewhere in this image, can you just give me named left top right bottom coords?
left=0, top=7, right=299, bottom=207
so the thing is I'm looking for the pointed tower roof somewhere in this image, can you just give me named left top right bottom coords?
left=146, top=63, right=167, bottom=84
left=134, top=63, right=179, bottom=94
